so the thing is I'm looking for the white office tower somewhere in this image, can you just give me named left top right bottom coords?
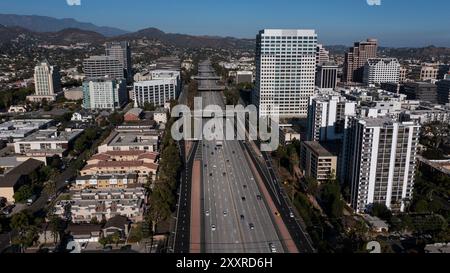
left=133, top=70, right=181, bottom=107
left=363, top=58, right=400, bottom=85
left=343, top=117, right=420, bottom=213
left=306, top=94, right=356, bottom=142
left=32, top=60, right=62, bottom=100
left=82, top=78, right=127, bottom=110
left=255, top=29, right=317, bottom=118
left=106, top=42, right=132, bottom=82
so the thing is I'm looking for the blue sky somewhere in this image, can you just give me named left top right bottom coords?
left=0, top=0, right=449, bottom=47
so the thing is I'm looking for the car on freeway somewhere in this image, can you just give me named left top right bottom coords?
left=243, top=185, right=247, bottom=189
left=209, top=173, right=213, bottom=177
left=211, top=225, right=216, bottom=231
left=290, top=212, right=295, bottom=218
left=223, top=211, right=228, bottom=216
left=269, top=243, right=277, bottom=253
left=249, top=223, right=255, bottom=230
left=242, top=197, right=246, bottom=201
left=205, top=210, right=210, bottom=216
left=257, top=195, right=262, bottom=200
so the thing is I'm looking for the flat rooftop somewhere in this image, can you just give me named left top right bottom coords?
left=0, top=119, right=53, bottom=139
left=102, top=131, right=158, bottom=147
left=303, top=141, right=334, bottom=157
left=18, top=128, right=83, bottom=142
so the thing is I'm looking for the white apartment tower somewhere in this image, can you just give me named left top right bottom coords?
left=82, top=78, right=127, bottom=110
left=343, top=117, right=420, bottom=213
left=316, top=44, right=330, bottom=66
left=307, top=94, right=356, bottom=142
left=33, top=60, right=62, bottom=97
left=364, top=58, right=400, bottom=85
left=255, top=29, right=317, bottom=118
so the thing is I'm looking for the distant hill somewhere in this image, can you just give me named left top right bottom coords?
left=116, top=27, right=255, bottom=50
left=0, top=14, right=128, bottom=37
left=0, top=25, right=105, bottom=45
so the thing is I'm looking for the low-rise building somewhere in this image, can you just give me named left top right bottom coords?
left=80, top=150, right=159, bottom=182
left=300, top=141, right=337, bottom=183
left=64, top=87, right=84, bottom=101
left=54, top=188, right=146, bottom=223
left=74, top=174, right=139, bottom=190
left=67, top=224, right=103, bottom=244
left=0, top=159, right=44, bottom=203
left=124, top=108, right=144, bottom=122
left=98, top=130, right=159, bottom=153
left=13, top=128, right=84, bottom=158
left=0, top=119, right=53, bottom=140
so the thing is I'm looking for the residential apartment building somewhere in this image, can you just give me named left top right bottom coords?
left=106, top=41, right=132, bottom=82
left=98, top=130, right=159, bottom=153
left=27, top=60, right=62, bottom=102
left=80, top=150, right=159, bottom=182
left=437, top=79, right=450, bottom=105
left=54, top=188, right=145, bottom=223
left=306, top=94, right=356, bottom=142
left=342, top=117, right=420, bottom=213
left=83, top=56, right=124, bottom=80
left=316, top=62, right=338, bottom=89
left=74, top=174, right=139, bottom=190
left=363, top=58, right=400, bottom=85
left=82, top=78, right=128, bottom=110
left=343, top=39, right=378, bottom=83
left=402, top=82, right=438, bottom=104
left=419, top=65, right=438, bottom=81
left=254, top=29, right=317, bottom=118
left=236, top=71, right=253, bottom=84
left=300, top=141, right=337, bottom=183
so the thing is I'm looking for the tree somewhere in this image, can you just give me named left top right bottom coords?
left=99, top=236, right=111, bottom=248
left=13, top=185, right=33, bottom=203
left=48, top=216, right=63, bottom=244
left=370, top=203, right=392, bottom=221
left=10, top=211, right=38, bottom=249
left=111, top=232, right=121, bottom=246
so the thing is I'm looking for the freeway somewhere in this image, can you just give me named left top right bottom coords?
left=197, top=60, right=285, bottom=253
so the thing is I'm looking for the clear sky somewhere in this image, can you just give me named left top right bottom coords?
left=0, top=0, right=449, bottom=47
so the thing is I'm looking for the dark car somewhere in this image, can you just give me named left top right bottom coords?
left=242, top=197, right=246, bottom=201
left=257, top=195, right=262, bottom=200
left=240, top=215, right=245, bottom=220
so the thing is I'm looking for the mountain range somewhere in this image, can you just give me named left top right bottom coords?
left=0, top=14, right=128, bottom=37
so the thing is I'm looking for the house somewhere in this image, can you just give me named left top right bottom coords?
left=103, top=216, right=131, bottom=239
left=71, top=112, right=93, bottom=123
left=67, top=224, right=103, bottom=243
left=0, top=159, right=44, bottom=203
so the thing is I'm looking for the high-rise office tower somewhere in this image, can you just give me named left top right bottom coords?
left=106, top=41, right=132, bottom=82
left=342, top=116, right=420, bottom=213
left=316, top=62, right=339, bottom=89
left=83, top=56, right=124, bottom=80
left=254, top=29, right=317, bottom=118
left=343, top=38, right=378, bottom=83
left=363, top=58, right=400, bottom=85
left=28, top=60, right=62, bottom=102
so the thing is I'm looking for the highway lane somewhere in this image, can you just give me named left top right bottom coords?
left=197, top=60, right=284, bottom=253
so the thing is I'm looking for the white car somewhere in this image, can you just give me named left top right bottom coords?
left=211, top=225, right=216, bottom=231
left=269, top=243, right=277, bottom=253
left=223, top=211, right=228, bottom=216
left=205, top=210, right=210, bottom=216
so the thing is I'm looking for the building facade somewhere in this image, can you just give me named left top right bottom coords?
left=437, top=79, right=450, bottom=105
left=106, top=41, right=132, bottom=82
left=300, top=141, right=337, bottom=183
left=28, top=60, right=62, bottom=102
left=134, top=77, right=180, bottom=107
left=254, top=29, right=317, bottom=118
left=343, top=39, right=378, bottom=83
left=402, top=82, right=438, bottom=104
left=363, top=58, right=400, bottom=85
left=316, top=63, right=338, bottom=89
left=83, top=56, right=124, bottom=80
left=82, top=78, right=127, bottom=110
left=342, top=117, right=420, bottom=213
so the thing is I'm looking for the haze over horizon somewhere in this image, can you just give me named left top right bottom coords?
left=0, top=0, right=449, bottom=47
